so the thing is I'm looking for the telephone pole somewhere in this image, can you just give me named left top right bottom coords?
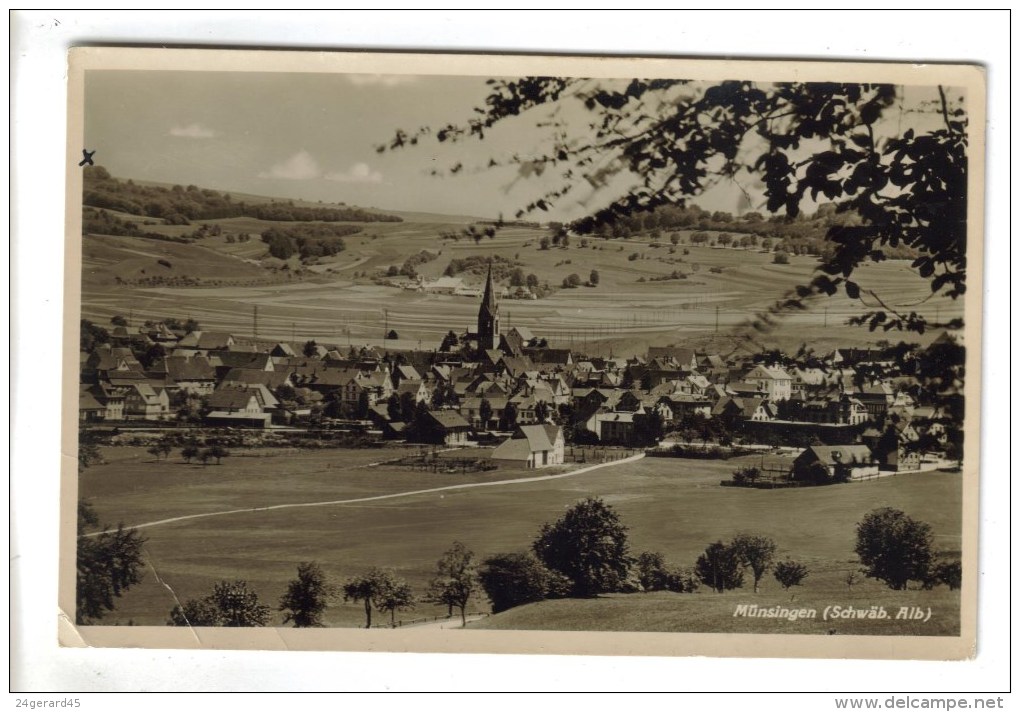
left=253, top=305, right=259, bottom=339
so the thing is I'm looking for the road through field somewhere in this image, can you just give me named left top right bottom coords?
left=84, top=453, right=646, bottom=537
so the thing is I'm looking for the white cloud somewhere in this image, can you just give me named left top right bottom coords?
left=258, top=150, right=321, bottom=180
left=346, top=74, right=418, bottom=87
left=325, top=162, right=383, bottom=184
left=169, top=123, right=216, bottom=139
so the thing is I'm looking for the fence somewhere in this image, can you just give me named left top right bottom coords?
left=370, top=612, right=490, bottom=629
left=565, top=446, right=639, bottom=464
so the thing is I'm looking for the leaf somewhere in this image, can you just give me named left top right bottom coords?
left=845, top=281, right=861, bottom=299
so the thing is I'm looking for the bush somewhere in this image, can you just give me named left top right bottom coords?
left=773, top=560, right=809, bottom=590
left=168, top=580, right=271, bottom=627
left=477, top=552, right=569, bottom=613
left=772, top=251, right=790, bottom=264
left=636, top=551, right=668, bottom=592
left=561, top=273, right=581, bottom=288
left=933, top=560, right=962, bottom=590
left=730, top=466, right=762, bottom=486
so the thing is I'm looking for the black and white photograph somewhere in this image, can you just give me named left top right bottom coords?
left=59, top=46, right=984, bottom=662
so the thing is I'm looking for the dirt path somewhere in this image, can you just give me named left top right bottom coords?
left=83, top=453, right=646, bottom=537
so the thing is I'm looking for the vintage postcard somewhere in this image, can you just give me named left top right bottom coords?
left=61, top=47, right=984, bottom=659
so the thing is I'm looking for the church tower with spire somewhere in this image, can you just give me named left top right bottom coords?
left=477, top=261, right=501, bottom=351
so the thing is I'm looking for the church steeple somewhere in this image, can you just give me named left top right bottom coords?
left=477, top=260, right=500, bottom=350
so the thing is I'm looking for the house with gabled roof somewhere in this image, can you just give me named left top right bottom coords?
left=459, top=395, right=508, bottom=430
left=391, top=363, right=422, bottom=387
left=424, top=409, right=473, bottom=446
left=584, top=411, right=635, bottom=444
left=222, top=368, right=292, bottom=391
left=792, top=445, right=878, bottom=482
left=123, top=383, right=171, bottom=420
left=270, top=342, right=297, bottom=358
left=647, top=346, right=698, bottom=371
left=174, top=330, right=235, bottom=356
left=395, top=379, right=430, bottom=405
left=88, top=383, right=125, bottom=421
left=205, top=385, right=271, bottom=428
left=79, top=386, right=105, bottom=422
left=744, top=364, right=793, bottom=401
left=491, top=424, right=564, bottom=468
left=160, top=355, right=217, bottom=395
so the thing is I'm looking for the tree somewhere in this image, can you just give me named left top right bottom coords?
left=425, top=541, right=476, bottom=626
left=509, top=267, right=525, bottom=286
left=525, top=273, right=539, bottom=289
left=772, top=250, right=790, bottom=265
left=773, top=560, right=809, bottom=590
left=694, top=541, right=744, bottom=593
left=589, top=269, right=600, bottom=286
left=78, top=428, right=104, bottom=473
left=478, top=398, right=493, bottom=430
left=342, top=568, right=390, bottom=629
left=80, top=319, right=110, bottom=351
left=477, top=552, right=569, bottom=613
left=855, top=508, right=934, bottom=590
left=279, top=561, right=338, bottom=627
left=302, top=339, right=319, bottom=357
left=111, top=314, right=128, bottom=326
left=386, top=329, right=399, bottom=340
left=439, top=329, right=460, bottom=352
left=207, top=444, right=230, bottom=465
left=168, top=580, right=271, bottom=627
left=383, top=78, right=967, bottom=339
left=731, top=533, right=778, bottom=593
left=499, top=402, right=518, bottom=431
left=76, top=500, right=147, bottom=624
left=375, top=572, right=416, bottom=627
left=561, top=273, right=581, bottom=288
left=181, top=443, right=199, bottom=463
left=534, top=400, right=550, bottom=423
left=532, top=497, right=632, bottom=597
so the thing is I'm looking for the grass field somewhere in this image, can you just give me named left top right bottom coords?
left=80, top=219, right=962, bottom=357
left=80, top=447, right=962, bottom=632
left=469, top=587, right=961, bottom=636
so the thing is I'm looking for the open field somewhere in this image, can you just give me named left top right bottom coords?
left=80, top=220, right=962, bottom=357
left=81, top=447, right=962, bottom=630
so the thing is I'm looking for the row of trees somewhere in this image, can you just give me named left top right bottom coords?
left=77, top=494, right=961, bottom=627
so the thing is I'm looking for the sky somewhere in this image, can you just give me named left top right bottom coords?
left=86, top=70, right=620, bottom=220
left=84, top=70, right=953, bottom=221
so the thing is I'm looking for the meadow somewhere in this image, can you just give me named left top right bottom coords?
left=80, top=446, right=962, bottom=632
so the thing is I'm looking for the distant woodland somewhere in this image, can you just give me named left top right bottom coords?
left=82, top=166, right=403, bottom=225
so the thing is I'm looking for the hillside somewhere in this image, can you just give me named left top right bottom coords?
left=79, top=170, right=958, bottom=357
left=83, top=166, right=404, bottom=225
